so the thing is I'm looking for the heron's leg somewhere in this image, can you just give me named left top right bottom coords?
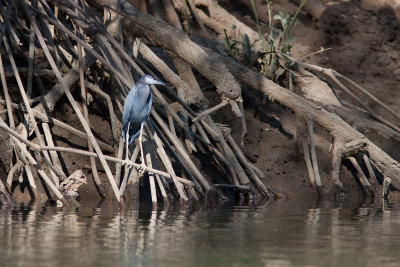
left=123, top=123, right=133, bottom=167
left=137, top=122, right=147, bottom=173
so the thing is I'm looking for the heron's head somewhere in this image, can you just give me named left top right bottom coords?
left=141, top=75, right=164, bottom=86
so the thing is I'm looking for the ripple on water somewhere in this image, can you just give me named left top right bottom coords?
left=1, top=201, right=400, bottom=266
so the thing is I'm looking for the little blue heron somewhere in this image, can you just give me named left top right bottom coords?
left=122, top=74, right=164, bottom=170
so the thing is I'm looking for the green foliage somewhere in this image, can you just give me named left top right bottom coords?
left=223, top=25, right=259, bottom=66
left=260, top=0, right=307, bottom=81
left=223, top=0, right=307, bottom=85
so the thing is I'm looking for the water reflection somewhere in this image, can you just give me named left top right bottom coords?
left=1, top=200, right=400, bottom=266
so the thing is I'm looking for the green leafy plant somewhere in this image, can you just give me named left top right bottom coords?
left=223, top=25, right=259, bottom=66
left=223, top=0, right=307, bottom=85
left=260, top=0, right=307, bottom=82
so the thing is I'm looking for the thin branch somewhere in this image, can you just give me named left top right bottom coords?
left=21, top=0, right=122, bottom=201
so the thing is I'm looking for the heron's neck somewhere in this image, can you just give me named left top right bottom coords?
left=137, top=86, right=150, bottom=99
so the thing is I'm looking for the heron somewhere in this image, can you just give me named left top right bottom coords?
left=122, top=74, right=164, bottom=171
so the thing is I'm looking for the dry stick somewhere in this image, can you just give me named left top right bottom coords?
left=41, top=123, right=66, bottom=180
left=0, top=177, right=13, bottom=204
left=23, top=160, right=40, bottom=199
left=167, top=112, right=177, bottom=137
left=85, top=81, right=120, bottom=186
left=193, top=129, right=238, bottom=185
left=187, top=0, right=209, bottom=36
left=148, top=0, right=162, bottom=19
left=0, top=118, right=67, bottom=204
left=77, top=30, right=106, bottom=198
left=148, top=141, right=169, bottom=203
left=38, top=59, right=96, bottom=112
left=27, top=24, right=35, bottom=98
left=306, top=118, right=322, bottom=188
left=116, top=137, right=126, bottom=191
left=249, top=163, right=265, bottom=180
left=84, top=65, right=121, bottom=149
left=1, top=33, right=60, bottom=187
left=40, top=0, right=78, bottom=55
left=155, top=108, right=215, bottom=189
left=192, top=100, right=228, bottom=123
left=0, top=6, right=12, bottom=44
left=383, top=177, right=391, bottom=198
left=0, top=121, right=40, bottom=150
left=166, top=51, right=208, bottom=107
left=35, top=3, right=62, bottom=66
left=214, top=184, right=251, bottom=191
left=362, top=154, right=379, bottom=197
left=13, top=137, right=67, bottom=204
left=161, top=0, right=183, bottom=30
left=178, top=167, right=198, bottom=201
left=187, top=0, right=258, bottom=43
left=35, top=76, right=67, bottom=181
left=39, top=1, right=132, bottom=90
left=303, top=141, right=316, bottom=188
left=206, top=117, right=251, bottom=186
left=29, top=5, right=132, bottom=88
left=337, top=73, right=400, bottom=122
left=0, top=99, right=114, bottom=152
left=117, top=0, right=123, bottom=46
left=144, top=136, right=157, bottom=204
left=16, top=124, right=40, bottom=199
left=96, top=34, right=131, bottom=82
left=179, top=111, right=197, bottom=153
left=21, top=1, right=122, bottom=202
left=41, top=145, right=194, bottom=186
left=96, top=40, right=127, bottom=92
left=193, top=114, right=241, bottom=186
left=193, top=122, right=224, bottom=168
left=331, top=140, right=344, bottom=188
left=348, top=156, right=373, bottom=196
left=2, top=66, right=57, bottom=77
left=281, top=54, right=400, bottom=133
left=120, top=144, right=140, bottom=196
left=150, top=119, right=203, bottom=192
left=226, top=134, right=269, bottom=196
left=6, top=161, right=22, bottom=191
left=329, top=73, right=400, bottom=133
left=238, top=101, right=247, bottom=147
left=0, top=10, right=20, bottom=48
left=147, top=122, right=188, bottom=201
left=0, top=52, right=16, bottom=185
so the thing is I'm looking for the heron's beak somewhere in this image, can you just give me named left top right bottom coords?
left=152, top=80, right=164, bottom=85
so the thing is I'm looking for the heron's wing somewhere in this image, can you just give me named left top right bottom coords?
left=145, top=91, right=153, bottom=117
left=127, top=91, right=152, bottom=143
left=121, top=87, right=137, bottom=140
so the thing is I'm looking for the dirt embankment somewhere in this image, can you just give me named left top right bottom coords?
left=2, top=0, right=400, bottom=203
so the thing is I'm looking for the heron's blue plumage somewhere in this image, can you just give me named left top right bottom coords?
left=121, top=75, right=162, bottom=145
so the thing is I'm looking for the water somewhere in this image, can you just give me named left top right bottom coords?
left=1, top=199, right=400, bottom=267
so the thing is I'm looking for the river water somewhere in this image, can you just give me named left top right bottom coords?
left=1, top=199, right=400, bottom=267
